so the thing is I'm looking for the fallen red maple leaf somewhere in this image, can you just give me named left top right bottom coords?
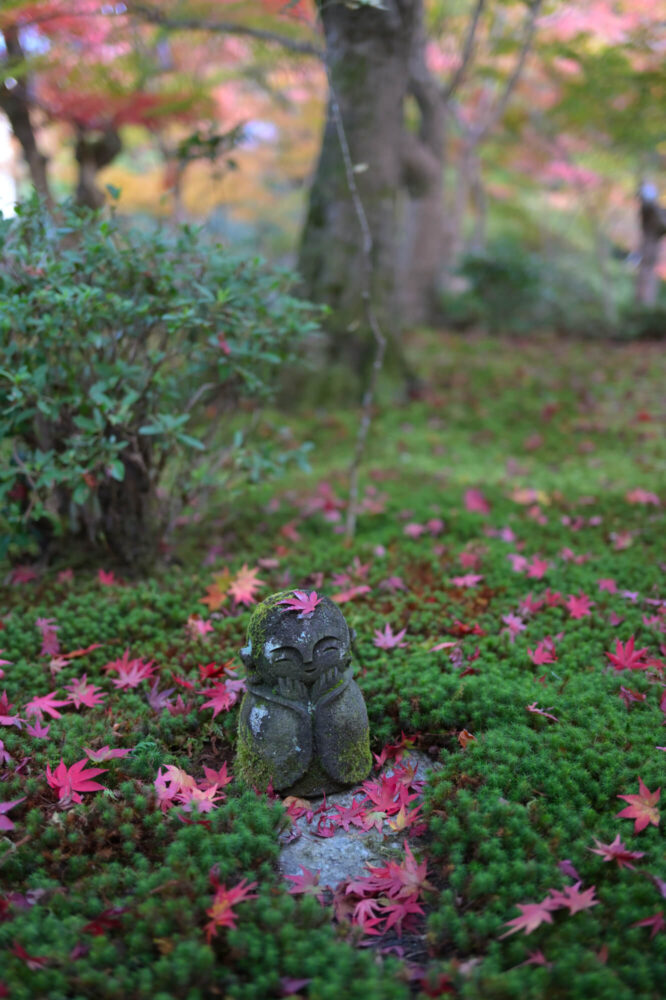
left=285, top=866, right=326, bottom=902
left=547, top=882, right=599, bottom=915
left=606, top=637, right=649, bottom=671
left=228, top=565, right=264, bottom=606
left=616, top=777, right=660, bottom=832
left=565, top=592, right=594, bottom=619
left=204, top=878, right=258, bottom=941
left=588, top=834, right=645, bottom=870
left=0, top=797, right=25, bottom=832
left=499, top=897, right=559, bottom=938
left=46, top=758, right=108, bottom=804
left=631, top=911, right=664, bottom=940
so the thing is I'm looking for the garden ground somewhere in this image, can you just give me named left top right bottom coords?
left=1, top=331, right=664, bottom=999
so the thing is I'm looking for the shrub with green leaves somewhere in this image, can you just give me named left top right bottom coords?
left=0, top=197, right=318, bottom=567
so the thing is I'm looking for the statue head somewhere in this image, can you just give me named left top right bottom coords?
left=240, top=591, right=355, bottom=691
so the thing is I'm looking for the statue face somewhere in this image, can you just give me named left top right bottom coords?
left=249, top=602, right=352, bottom=689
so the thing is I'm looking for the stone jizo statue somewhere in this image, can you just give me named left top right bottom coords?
left=236, top=590, right=372, bottom=796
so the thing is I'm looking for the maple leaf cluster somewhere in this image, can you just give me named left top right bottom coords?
left=343, top=841, right=432, bottom=936
left=153, top=762, right=232, bottom=815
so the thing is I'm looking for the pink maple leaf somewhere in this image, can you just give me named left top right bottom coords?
left=35, top=618, right=60, bottom=657
left=508, top=553, right=529, bottom=573
left=381, top=894, right=425, bottom=936
left=332, top=797, right=370, bottom=832
left=626, top=489, right=660, bottom=506
left=278, top=590, right=322, bottom=618
left=0, top=797, right=26, bottom=832
left=228, top=564, right=264, bottom=606
left=403, top=522, right=426, bottom=538
left=598, top=578, right=618, bottom=593
left=548, top=882, right=599, bottom=915
left=64, top=675, right=106, bottom=710
left=46, top=758, right=108, bottom=804
left=619, top=686, right=646, bottom=709
left=84, top=746, right=133, bottom=763
left=520, top=591, right=544, bottom=615
left=179, top=784, right=224, bottom=814
left=526, top=558, right=550, bottom=579
left=450, top=574, right=483, bottom=588
left=351, top=897, right=385, bottom=935
left=373, top=624, right=408, bottom=650
left=616, top=777, right=661, bottom=832
left=104, top=650, right=157, bottom=689
left=528, top=640, right=558, bottom=666
left=98, top=569, right=116, bottom=586
left=186, top=617, right=214, bottom=640
left=285, top=866, right=326, bottom=903
left=198, top=679, right=245, bottom=717
left=588, top=834, right=645, bottom=870
left=464, top=488, right=490, bottom=514
left=606, top=637, right=649, bottom=671
left=499, top=897, right=559, bottom=938
left=631, top=911, right=665, bottom=939
left=201, top=763, right=233, bottom=790
left=565, top=592, right=594, bottom=619
left=24, top=691, right=69, bottom=720
left=205, top=878, right=258, bottom=941
left=330, top=584, right=371, bottom=603
left=25, top=719, right=50, bottom=738
left=501, top=613, right=526, bottom=643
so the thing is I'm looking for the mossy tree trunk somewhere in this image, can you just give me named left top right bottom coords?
left=298, top=0, right=421, bottom=387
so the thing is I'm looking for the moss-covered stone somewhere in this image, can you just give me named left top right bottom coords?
left=236, top=593, right=372, bottom=796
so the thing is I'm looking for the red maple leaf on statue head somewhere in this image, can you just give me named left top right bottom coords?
left=278, top=591, right=322, bottom=618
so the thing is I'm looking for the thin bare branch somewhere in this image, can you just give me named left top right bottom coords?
left=127, top=3, right=324, bottom=58
left=322, top=77, right=386, bottom=542
left=472, top=0, right=543, bottom=142
left=441, top=0, right=487, bottom=101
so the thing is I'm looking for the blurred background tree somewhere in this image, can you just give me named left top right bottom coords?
left=1, top=1, right=665, bottom=357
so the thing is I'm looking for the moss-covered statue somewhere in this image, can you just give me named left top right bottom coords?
left=236, top=590, right=372, bottom=796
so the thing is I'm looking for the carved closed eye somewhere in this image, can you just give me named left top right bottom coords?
left=314, top=638, right=342, bottom=655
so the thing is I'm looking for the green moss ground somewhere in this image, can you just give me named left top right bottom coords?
left=1, top=332, right=664, bottom=998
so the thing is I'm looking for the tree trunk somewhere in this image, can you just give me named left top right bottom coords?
left=398, top=14, right=448, bottom=328
left=636, top=183, right=666, bottom=306
left=0, top=28, right=53, bottom=209
left=97, top=444, right=159, bottom=571
left=74, top=126, right=122, bottom=209
left=298, top=0, right=420, bottom=384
